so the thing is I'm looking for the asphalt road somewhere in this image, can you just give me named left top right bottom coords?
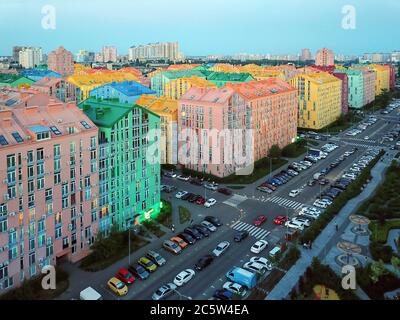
left=91, top=106, right=400, bottom=301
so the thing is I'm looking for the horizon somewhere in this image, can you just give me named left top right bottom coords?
left=1, top=0, right=400, bottom=56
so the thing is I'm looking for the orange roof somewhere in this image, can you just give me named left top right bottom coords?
left=226, top=79, right=296, bottom=100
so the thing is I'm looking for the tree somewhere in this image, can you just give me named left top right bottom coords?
left=391, top=256, right=400, bottom=277
left=268, top=144, right=282, bottom=158
left=370, top=260, right=387, bottom=284
left=282, top=143, right=297, bottom=157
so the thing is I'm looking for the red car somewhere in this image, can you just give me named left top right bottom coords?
left=273, top=216, right=288, bottom=225
left=217, top=188, right=232, bottom=196
left=116, top=268, right=135, bottom=285
left=253, top=215, right=267, bottom=226
left=196, top=196, right=206, bottom=205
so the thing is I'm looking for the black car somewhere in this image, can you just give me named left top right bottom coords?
left=181, top=192, right=193, bottom=201
left=217, top=188, right=232, bottom=196
left=204, top=216, right=222, bottom=227
left=128, top=264, right=150, bottom=280
left=184, top=227, right=203, bottom=240
left=190, top=178, right=203, bottom=186
left=234, top=230, right=249, bottom=242
left=177, top=232, right=196, bottom=245
left=193, top=224, right=210, bottom=237
left=213, top=289, right=233, bottom=301
left=195, top=255, right=214, bottom=271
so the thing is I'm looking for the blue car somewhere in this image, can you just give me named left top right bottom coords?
left=214, top=289, right=234, bottom=300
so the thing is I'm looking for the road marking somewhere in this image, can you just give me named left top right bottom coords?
left=267, top=196, right=305, bottom=210
left=231, top=221, right=270, bottom=239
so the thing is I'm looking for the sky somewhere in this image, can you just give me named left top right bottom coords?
left=0, top=0, right=399, bottom=56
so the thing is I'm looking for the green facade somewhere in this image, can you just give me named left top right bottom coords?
left=0, top=74, right=34, bottom=87
left=206, top=72, right=254, bottom=88
left=80, top=98, right=161, bottom=233
left=335, top=69, right=364, bottom=109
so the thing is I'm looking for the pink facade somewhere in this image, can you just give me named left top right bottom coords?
left=385, top=64, right=396, bottom=90
left=315, top=48, right=334, bottom=67
left=31, top=77, right=77, bottom=102
left=0, top=96, right=98, bottom=292
left=178, top=79, right=298, bottom=178
left=47, top=46, right=74, bottom=76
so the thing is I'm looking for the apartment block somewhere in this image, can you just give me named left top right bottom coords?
left=30, top=77, right=77, bottom=103
left=0, top=97, right=99, bottom=293
left=206, top=72, right=254, bottom=88
left=350, top=66, right=376, bottom=105
left=164, top=76, right=216, bottom=100
left=0, top=74, right=34, bottom=88
left=47, top=46, right=74, bottom=77
left=369, top=64, right=390, bottom=95
left=335, top=69, right=364, bottom=109
left=79, top=99, right=161, bottom=232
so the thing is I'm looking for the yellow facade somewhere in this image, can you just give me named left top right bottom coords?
left=135, top=95, right=178, bottom=165
left=163, top=76, right=216, bottom=100
left=235, top=64, right=285, bottom=81
left=209, top=63, right=240, bottom=73
left=291, top=72, right=342, bottom=130
left=369, top=64, right=390, bottom=95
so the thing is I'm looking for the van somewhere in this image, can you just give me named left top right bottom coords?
left=80, top=287, right=102, bottom=300
left=225, top=267, right=257, bottom=289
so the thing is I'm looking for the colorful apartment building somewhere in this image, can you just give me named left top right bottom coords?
left=47, top=46, right=75, bottom=77
left=135, top=95, right=178, bottom=165
left=335, top=69, right=364, bottom=109
left=206, top=72, right=254, bottom=88
left=20, top=69, right=61, bottom=82
left=163, top=76, right=216, bottom=100
left=0, top=74, right=34, bottom=88
left=0, top=97, right=99, bottom=293
left=178, top=79, right=298, bottom=178
left=226, top=79, right=298, bottom=162
left=384, top=64, right=396, bottom=90
left=208, top=63, right=240, bottom=73
left=350, top=66, right=376, bottom=105
left=291, top=72, right=342, bottom=130
left=166, top=64, right=201, bottom=71
left=369, top=64, right=390, bottom=95
left=150, top=70, right=210, bottom=96
left=315, top=48, right=335, bottom=66
left=89, top=81, right=155, bottom=104
left=79, top=99, right=161, bottom=232
left=30, top=77, right=77, bottom=103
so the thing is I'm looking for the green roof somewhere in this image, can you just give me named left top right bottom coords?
left=79, top=98, right=159, bottom=128
left=161, top=69, right=211, bottom=80
left=206, top=72, right=253, bottom=82
left=0, top=73, right=34, bottom=85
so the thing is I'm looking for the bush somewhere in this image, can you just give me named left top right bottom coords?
left=369, top=241, right=394, bottom=263
left=179, top=206, right=191, bottom=224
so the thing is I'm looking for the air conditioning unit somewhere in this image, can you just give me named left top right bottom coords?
left=68, top=224, right=73, bottom=231
left=57, top=119, right=63, bottom=123
left=8, top=212, right=16, bottom=217
left=0, top=247, right=3, bottom=253
left=3, top=179, right=8, bottom=184
left=3, top=245, right=9, bottom=251
left=42, top=214, right=46, bottom=219
left=3, top=260, right=8, bottom=266
left=3, top=194, right=9, bottom=201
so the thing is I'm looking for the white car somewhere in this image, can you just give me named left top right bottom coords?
left=175, top=191, right=188, bottom=199
left=313, top=200, right=328, bottom=209
left=291, top=216, right=311, bottom=227
left=250, top=257, right=273, bottom=271
left=300, top=206, right=321, bottom=215
left=212, top=241, right=230, bottom=257
left=285, top=220, right=304, bottom=231
left=289, top=189, right=300, bottom=198
left=173, top=269, right=195, bottom=287
left=250, top=240, right=269, bottom=254
left=204, top=183, right=218, bottom=191
left=201, top=220, right=217, bottom=232
left=243, top=261, right=267, bottom=275
left=223, top=281, right=247, bottom=296
left=299, top=211, right=320, bottom=220
left=177, top=175, right=190, bottom=181
left=287, top=169, right=299, bottom=176
left=204, top=198, right=217, bottom=208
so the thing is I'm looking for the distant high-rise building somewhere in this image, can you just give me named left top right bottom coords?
left=101, top=46, right=118, bottom=63
left=76, top=50, right=94, bottom=63
left=18, top=47, right=43, bottom=68
left=315, top=48, right=335, bottom=66
left=12, top=46, right=26, bottom=63
left=128, top=42, right=181, bottom=62
left=300, top=48, right=312, bottom=61
left=391, top=51, right=400, bottom=63
left=47, top=46, right=74, bottom=76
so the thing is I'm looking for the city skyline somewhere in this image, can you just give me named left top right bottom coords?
left=1, top=0, right=400, bottom=56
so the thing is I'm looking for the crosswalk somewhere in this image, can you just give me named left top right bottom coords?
left=344, top=137, right=378, bottom=144
left=223, top=194, right=248, bottom=207
left=343, top=141, right=381, bottom=149
left=266, top=196, right=304, bottom=210
left=230, top=221, right=270, bottom=240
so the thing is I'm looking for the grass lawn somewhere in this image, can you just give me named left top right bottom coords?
left=156, top=200, right=173, bottom=229
left=80, top=233, right=150, bottom=272
left=143, top=221, right=166, bottom=238
left=179, top=206, right=191, bottom=224
left=369, top=219, right=400, bottom=243
left=0, top=267, right=69, bottom=300
left=183, top=157, right=288, bottom=185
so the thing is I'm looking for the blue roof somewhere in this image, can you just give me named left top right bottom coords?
left=106, top=81, right=155, bottom=97
left=28, top=125, right=50, bottom=133
left=20, top=69, right=61, bottom=80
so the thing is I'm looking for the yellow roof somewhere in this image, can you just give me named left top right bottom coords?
left=136, top=95, right=178, bottom=118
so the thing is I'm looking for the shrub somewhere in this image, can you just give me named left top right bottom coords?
left=369, top=241, right=394, bottom=263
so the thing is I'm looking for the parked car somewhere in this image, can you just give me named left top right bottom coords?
left=152, top=283, right=177, bottom=300
left=217, top=188, right=232, bottom=196
left=116, top=268, right=135, bottom=285
left=163, top=240, right=182, bottom=254
left=234, top=230, right=249, bottom=242
left=195, top=254, right=214, bottom=271
left=204, top=183, right=218, bottom=191
left=205, top=216, right=222, bottom=227
left=181, top=192, right=193, bottom=201
left=138, top=257, right=157, bottom=273
left=177, top=232, right=196, bottom=245
left=213, top=289, right=234, bottom=301
left=243, top=261, right=267, bottom=275
left=273, top=215, right=288, bottom=225
left=163, top=171, right=177, bottom=178
left=128, top=264, right=150, bottom=280
left=257, top=186, right=273, bottom=194
left=175, top=191, right=188, bottom=199
left=285, top=220, right=304, bottom=231
left=177, top=175, right=190, bottom=181
left=170, top=236, right=189, bottom=249
left=250, top=257, right=273, bottom=271
left=212, top=241, right=230, bottom=257
left=223, top=281, right=247, bottom=297
left=173, top=269, right=196, bottom=287
left=107, top=277, right=128, bottom=296
left=253, top=214, right=267, bottom=226
left=204, top=198, right=217, bottom=208
left=193, top=224, right=210, bottom=237
left=146, top=250, right=166, bottom=267
left=195, top=196, right=206, bottom=205
left=201, top=220, right=217, bottom=232
left=184, top=227, right=203, bottom=240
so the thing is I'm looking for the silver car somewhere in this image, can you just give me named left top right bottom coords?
left=146, top=250, right=167, bottom=266
left=212, top=241, right=230, bottom=257
left=152, top=283, right=177, bottom=300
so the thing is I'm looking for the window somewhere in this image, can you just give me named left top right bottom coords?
left=0, top=265, right=8, bottom=280
left=67, top=127, right=76, bottom=134
left=6, top=154, right=15, bottom=169
left=54, top=172, right=61, bottom=185
left=0, top=135, right=8, bottom=145
left=54, top=144, right=61, bottom=157
left=12, top=132, right=23, bottom=143
left=27, top=151, right=34, bottom=163
left=81, top=121, right=92, bottom=129
left=36, top=148, right=44, bottom=161
left=50, top=126, right=61, bottom=135
left=62, top=197, right=69, bottom=209
left=37, top=177, right=45, bottom=190
left=37, top=131, right=50, bottom=141
left=62, top=237, right=69, bottom=249
left=0, top=220, right=7, bottom=233
left=7, top=186, right=16, bottom=199
left=55, top=226, right=62, bottom=239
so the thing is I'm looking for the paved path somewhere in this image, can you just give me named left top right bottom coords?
left=266, top=154, right=391, bottom=300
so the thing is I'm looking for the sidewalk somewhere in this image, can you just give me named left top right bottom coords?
left=266, top=158, right=389, bottom=300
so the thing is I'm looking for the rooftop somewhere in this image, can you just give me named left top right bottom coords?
left=226, top=79, right=296, bottom=99
left=20, top=69, right=61, bottom=79
left=0, top=73, right=33, bottom=84
left=135, top=95, right=178, bottom=117
left=206, top=72, right=253, bottom=82
left=102, top=81, right=155, bottom=97
left=180, top=86, right=235, bottom=104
